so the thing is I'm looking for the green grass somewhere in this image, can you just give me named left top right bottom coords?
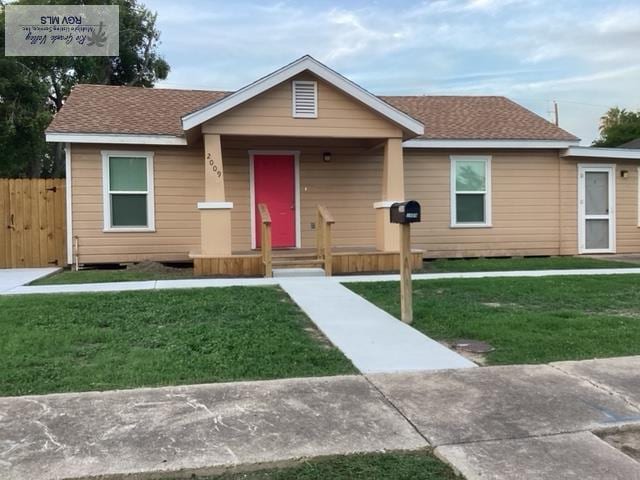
left=33, top=257, right=636, bottom=285
left=349, top=274, right=640, bottom=365
left=0, top=286, right=355, bottom=396
left=172, top=451, right=459, bottom=480
left=420, top=256, right=638, bottom=273
left=33, top=268, right=194, bottom=285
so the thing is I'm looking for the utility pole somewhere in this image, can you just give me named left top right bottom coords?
left=553, top=100, right=559, bottom=126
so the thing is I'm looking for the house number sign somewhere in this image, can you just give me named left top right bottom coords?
left=207, top=153, right=222, bottom=178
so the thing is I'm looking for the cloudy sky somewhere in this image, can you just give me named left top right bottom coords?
left=143, top=0, right=640, bottom=144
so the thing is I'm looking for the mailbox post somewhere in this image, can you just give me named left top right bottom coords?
left=390, top=201, right=421, bottom=324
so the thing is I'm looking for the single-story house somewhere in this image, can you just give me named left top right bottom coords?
left=46, top=55, right=640, bottom=275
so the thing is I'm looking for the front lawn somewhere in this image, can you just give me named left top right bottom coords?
left=32, top=256, right=637, bottom=286
left=0, top=286, right=355, bottom=396
left=349, top=274, right=640, bottom=365
left=172, top=451, right=459, bottom=480
left=33, top=267, right=194, bottom=285
left=420, top=256, right=637, bottom=273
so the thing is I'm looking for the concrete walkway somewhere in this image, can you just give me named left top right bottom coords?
left=0, top=268, right=60, bottom=293
left=4, top=267, right=640, bottom=295
left=341, top=266, right=640, bottom=283
left=280, top=278, right=475, bottom=373
left=2, top=276, right=280, bottom=295
left=2, top=357, right=640, bottom=480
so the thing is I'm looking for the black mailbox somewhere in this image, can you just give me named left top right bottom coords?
left=390, top=200, right=421, bottom=224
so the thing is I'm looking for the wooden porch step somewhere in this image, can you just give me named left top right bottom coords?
left=272, top=252, right=318, bottom=260
left=271, top=258, right=325, bottom=267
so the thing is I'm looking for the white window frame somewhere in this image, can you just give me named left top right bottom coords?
left=101, top=150, right=155, bottom=232
left=450, top=155, right=492, bottom=228
left=292, top=80, right=318, bottom=118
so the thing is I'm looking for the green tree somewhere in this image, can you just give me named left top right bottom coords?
left=0, top=59, right=54, bottom=177
left=0, top=0, right=170, bottom=177
left=593, top=107, right=640, bottom=147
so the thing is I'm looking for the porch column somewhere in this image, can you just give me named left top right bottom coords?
left=198, top=133, right=233, bottom=256
left=375, top=137, right=404, bottom=251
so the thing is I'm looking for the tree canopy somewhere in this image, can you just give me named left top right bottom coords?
left=0, top=0, right=170, bottom=177
left=593, top=107, right=640, bottom=147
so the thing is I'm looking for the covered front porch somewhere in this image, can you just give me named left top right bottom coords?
left=188, top=134, right=421, bottom=277
left=181, top=56, right=425, bottom=276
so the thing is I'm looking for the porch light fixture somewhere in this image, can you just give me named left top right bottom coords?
left=323, top=151, right=332, bottom=163
left=621, top=170, right=629, bottom=178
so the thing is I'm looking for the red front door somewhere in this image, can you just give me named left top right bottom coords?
left=254, top=154, right=296, bottom=248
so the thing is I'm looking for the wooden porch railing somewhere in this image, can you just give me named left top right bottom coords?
left=316, top=205, right=335, bottom=276
left=258, top=203, right=272, bottom=277
left=257, top=203, right=335, bottom=277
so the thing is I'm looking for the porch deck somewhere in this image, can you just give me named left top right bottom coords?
left=192, top=247, right=424, bottom=277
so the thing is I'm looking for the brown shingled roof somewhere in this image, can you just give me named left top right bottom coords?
left=47, top=84, right=578, bottom=141
left=47, top=84, right=230, bottom=136
left=381, top=95, right=578, bottom=141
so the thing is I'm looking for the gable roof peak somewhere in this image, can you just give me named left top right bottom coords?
left=180, top=55, right=425, bottom=136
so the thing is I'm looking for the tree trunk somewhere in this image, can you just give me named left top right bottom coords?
left=29, top=155, right=42, bottom=178
left=52, top=142, right=65, bottom=178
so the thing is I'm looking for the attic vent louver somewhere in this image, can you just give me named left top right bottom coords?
left=292, top=81, right=317, bottom=118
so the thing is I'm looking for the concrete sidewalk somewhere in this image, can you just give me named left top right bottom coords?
left=4, top=267, right=640, bottom=295
left=280, top=278, right=475, bottom=373
left=2, top=357, right=640, bottom=479
left=0, top=376, right=426, bottom=480
left=370, top=356, right=640, bottom=479
left=0, top=268, right=59, bottom=293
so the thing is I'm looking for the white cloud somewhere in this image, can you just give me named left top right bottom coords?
left=510, top=66, right=640, bottom=93
left=321, top=8, right=411, bottom=62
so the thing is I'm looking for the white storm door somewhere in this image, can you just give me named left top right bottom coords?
left=578, top=165, right=615, bottom=254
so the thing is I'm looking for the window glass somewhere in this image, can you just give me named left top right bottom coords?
left=111, top=194, right=147, bottom=227
left=456, top=160, right=486, bottom=191
left=109, top=157, right=147, bottom=191
left=456, top=194, right=485, bottom=223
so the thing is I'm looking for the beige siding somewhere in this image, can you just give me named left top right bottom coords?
left=406, top=149, right=564, bottom=258
left=559, top=157, right=577, bottom=254
left=72, top=138, right=382, bottom=263
left=617, top=164, right=640, bottom=253
left=202, top=74, right=403, bottom=139
left=72, top=144, right=204, bottom=263
left=70, top=142, right=640, bottom=264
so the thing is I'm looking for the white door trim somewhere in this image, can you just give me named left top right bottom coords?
left=249, top=150, right=301, bottom=250
left=578, top=163, right=616, bottom=254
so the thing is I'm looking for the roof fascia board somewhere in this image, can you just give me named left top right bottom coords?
left=46, top=132, right=187, bottom=146
left=181, top=56, right=424, bottom=135
left=561, top=146, right=640, bottom=160
left=404, top=139, right=580, bottom=149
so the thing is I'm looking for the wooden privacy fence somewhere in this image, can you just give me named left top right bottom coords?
left=0, top=178, right=66, bottom=268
